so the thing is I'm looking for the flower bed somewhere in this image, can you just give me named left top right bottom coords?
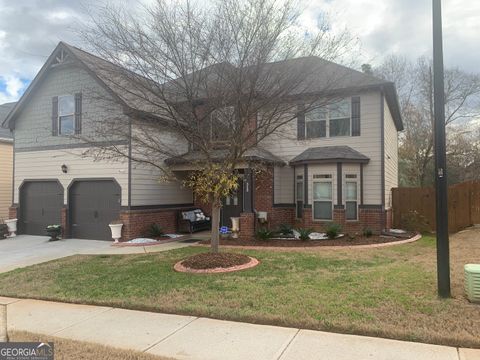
left=199, top=232, right=419, bottom=248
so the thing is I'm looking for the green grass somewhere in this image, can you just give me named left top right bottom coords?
left=1, top=235, right=479, bottom=348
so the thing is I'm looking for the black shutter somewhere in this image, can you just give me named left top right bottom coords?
left=351, top=96, right=361, bottom=136
left=52, top=96, right=58, bottom=136
left=74, top=92, right=82, bottom=134
left=297, top=104, right=305, bottom=140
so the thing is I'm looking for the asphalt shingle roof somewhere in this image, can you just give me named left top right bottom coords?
left=289, top=146, right=370, bottom=165
left=165, top=147, right=285, bottom=166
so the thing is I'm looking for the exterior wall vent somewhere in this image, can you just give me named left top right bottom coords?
left=465, top=264, right=480, bottom=303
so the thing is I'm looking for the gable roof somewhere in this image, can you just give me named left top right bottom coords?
left=289, top=146, right=370, bottom=165
left=3, top=42, right=403, bottom=131
left=0, top=102, right=15, bottom=140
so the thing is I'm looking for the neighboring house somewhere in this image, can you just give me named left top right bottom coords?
left=0, top=102, right=14, bottom=220
left=3, top=42, right=402, bottom=240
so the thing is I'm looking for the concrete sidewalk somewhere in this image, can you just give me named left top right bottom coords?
left=1, top=297, right=478, bottom=360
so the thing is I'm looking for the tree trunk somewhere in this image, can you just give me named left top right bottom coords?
left=210, top=197, right=221, bottom=253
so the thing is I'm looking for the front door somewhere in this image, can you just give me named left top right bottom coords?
left=221, top=178, right=243, bottom=227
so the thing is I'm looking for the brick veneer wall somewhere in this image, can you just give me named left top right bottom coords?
left=239, top=212, right=255, bottom=240
left=298, top=207, right=385, bottom=234
left=61, top=206, right=68, bottom=238
left=119, top=207, right=191, bottom=241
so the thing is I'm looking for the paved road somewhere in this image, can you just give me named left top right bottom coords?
left=1, top=297, right=477, bottom=360
left=0, top=235, right=196, bottom=273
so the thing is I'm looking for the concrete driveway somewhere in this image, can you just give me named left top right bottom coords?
left=0, top=235, right=197, bottom=273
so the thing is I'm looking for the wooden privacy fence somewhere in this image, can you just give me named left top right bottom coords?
left=392, top=180, right=480, bottom=233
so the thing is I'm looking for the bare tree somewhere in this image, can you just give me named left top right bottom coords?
left=375, top=55, right=480, bottom=186
left=76, top=0, right=359, bottom=252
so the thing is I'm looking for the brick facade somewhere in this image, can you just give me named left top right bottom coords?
left=61, top=206, right=68, bottom=238
left=119, top=207, right=191, bottom=241
left=239, top=212, right=255, bottom=241
left=296, top=207, right=384, bottom=235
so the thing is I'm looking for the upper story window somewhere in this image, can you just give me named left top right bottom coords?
left=305, top=99, right=352, bottom=139
left=58, top=95, right=75, bottom=136
left=210, top=106, right=234, bottom=142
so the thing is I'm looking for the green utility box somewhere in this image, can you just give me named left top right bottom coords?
left=465, top=264, right=480, bottom=303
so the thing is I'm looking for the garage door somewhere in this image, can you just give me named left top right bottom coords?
left=69, top=180, right=121, bottom=240
left=20, top=181, right=64, bottom=235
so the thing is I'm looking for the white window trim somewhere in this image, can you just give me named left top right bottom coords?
left=312, top=173, right=334, bottom=221
left=58, top=95, right=75, bottom=136
left=305, top=99, right=352, bottom=139
left=344, top=173, right=359, bottom=221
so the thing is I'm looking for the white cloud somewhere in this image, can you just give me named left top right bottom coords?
left=0, top=0, right=479, bottom=104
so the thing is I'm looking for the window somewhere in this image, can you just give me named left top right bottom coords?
left=296, top=174, right=304, bottom=219
left=210, top=106, right=234, bottom=142
left=313, top=174, right=333, bottom=220
left=305, top=99, right=351, bottom=139
left=58, top=95, right=75, bottom=135
left=345, top=174, right=358, bottom=220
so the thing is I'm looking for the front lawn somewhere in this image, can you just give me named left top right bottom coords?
left=0, top=232, right=479, bottom=348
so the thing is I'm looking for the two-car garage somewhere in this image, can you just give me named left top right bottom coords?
left=19, top=179, right=121, bottom=240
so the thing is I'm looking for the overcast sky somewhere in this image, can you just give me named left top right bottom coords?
left=0, top=0, right=478, bottom=104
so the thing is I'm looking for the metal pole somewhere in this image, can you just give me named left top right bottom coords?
left=432, top=0, right=451, bottom=298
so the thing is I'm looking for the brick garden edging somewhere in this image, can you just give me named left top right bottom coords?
left=194, top=233, right=422, bottom=251
left=174, top=256, right=260, bottom=274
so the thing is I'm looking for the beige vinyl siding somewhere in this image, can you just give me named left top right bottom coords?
left=129, top=127, right=193, bottom=206
left=14, top=64, right=128, bottom=150
left=262, top=91, right=383, bottom=205
left=0, top=141, right=13, bottom=219
left=273, top=166, right=294, bottom=204
left=384, top=97, right=399, bottom=208
left=14, top=148, right=129, bottom=206
left=130, top=163, right=193, bottom=206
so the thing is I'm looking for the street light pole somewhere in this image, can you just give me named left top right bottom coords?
left=432, top=0, right=451, bottom=298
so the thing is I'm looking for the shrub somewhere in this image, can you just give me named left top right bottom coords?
left=255, top=227, right=275, bottom=241
left=145, top=223, right=165, bottom=238
left=363, top=228, right=373, bottom=237
left=295, top=228, right=313, bottom=241
left=278, top=223, right=293, bottom=236
left=325, top=223, right=342, bottom=239
left=400, top=210, right=430, bottom=233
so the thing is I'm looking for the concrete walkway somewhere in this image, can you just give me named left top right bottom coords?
left=0, top=235, right=199, bottom=273
left=1, top=297, right=478, bottom=360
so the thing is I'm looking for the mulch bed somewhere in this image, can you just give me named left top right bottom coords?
left=180, top=252, right=251, bottom=269
left=199, top=233, right=417, bottom=248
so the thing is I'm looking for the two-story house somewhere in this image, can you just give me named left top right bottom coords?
left=3, top=42, right=402, bottom=240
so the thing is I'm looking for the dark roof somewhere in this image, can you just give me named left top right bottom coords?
left=3, top=42, right=403, bottom=132
left=0, top=102, right=15, bottom=140
left=165, top=147, right=285, bottom=166
left=289, top=146, right=370, bottom=165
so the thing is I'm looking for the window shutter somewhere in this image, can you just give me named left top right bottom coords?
left=52, top=96, right=58, bottom=136
left=297, top=104, right=305, bottom=140
left=351, top=96, right=361, bottom=136
left=74, top=92, right=82, bottom=134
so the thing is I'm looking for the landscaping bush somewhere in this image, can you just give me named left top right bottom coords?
left=401, top=210, right=430, bottom=233
left=255, top=227, right=275, bottom=241
left=278, top=223, right=293, bottom=236
left=325, top=223, right=342, bottom=239
left=363, top=228, right=373, bottom=237
left=145, top=223, right=165, bottom=238
left=295, top=228, right=313, bottom=241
